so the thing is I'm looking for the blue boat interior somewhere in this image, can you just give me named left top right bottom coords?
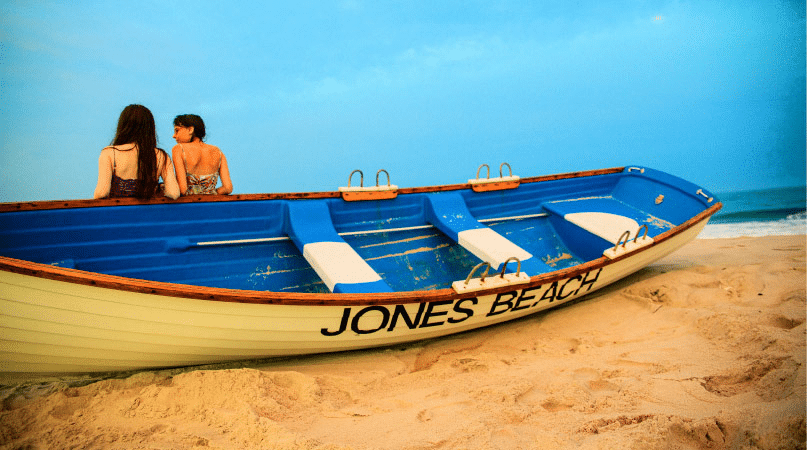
left=0, top=167, right=715, bottom=293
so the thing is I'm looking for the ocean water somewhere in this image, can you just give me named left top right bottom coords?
left=699, top=185, right=806, bottom=239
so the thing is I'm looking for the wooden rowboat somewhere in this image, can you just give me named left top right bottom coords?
left=0, top=165, right=721, bottom=374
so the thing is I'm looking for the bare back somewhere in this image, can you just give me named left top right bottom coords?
left=171, top=140, right=233, bottom=196
left=179, top=142, right=221, bottom=176
left=93, top=144, right=180, bottom=199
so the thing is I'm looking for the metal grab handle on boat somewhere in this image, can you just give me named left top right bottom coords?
left=348, top=170, right=364, bottom=188
left=634, top=224, right=649, bottom=243
left=696, top=189, right=713, bottom=203
left=499, top=257, right=521, bottom=278
left=476, top=164, right=491, bottom=180
left=499, top=162, right=512, bottom=178
left=376, top=169, right=391, bottom=187
left=627, top=167, right=645, bottom=173
left=464, top=262, right=491, bottom=285
left=614, top=230, right=632, bottom=252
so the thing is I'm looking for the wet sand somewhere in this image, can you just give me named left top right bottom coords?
left=1, top=235, right=804, bottom=449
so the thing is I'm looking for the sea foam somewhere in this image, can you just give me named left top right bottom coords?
left=699, top=212, right=806, bottom=239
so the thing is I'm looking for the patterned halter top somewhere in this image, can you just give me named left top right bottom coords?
left=182, top=144, right=221, bottom=195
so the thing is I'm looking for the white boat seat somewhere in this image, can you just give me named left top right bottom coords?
left=541, top=197, right=657, bottom=259
left=564, top=212, right=642, bottom=245
left=284, top=202, right=393, bottom=293
left=563, top=212, right=653, bottom=259
left=302, top=241, right=390, bottom=293
left=425, top=193, right=550, bottom=274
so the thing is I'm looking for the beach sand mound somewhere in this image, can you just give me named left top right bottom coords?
left=1, top=235, right=804, bottom=450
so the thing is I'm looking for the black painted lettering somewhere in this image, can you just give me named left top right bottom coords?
left=448, top=298, right=477, bottom=324
left=487, top=291, right=517, bottom=316
left=388, top=302, right=426, bottom=331
left=557, top=276, right=582, bottom=300
left=574, top=269, right=602, bottom=295
left=530, top=285, right=544, bottom=307
left=512, top=287, right=539, bottom=311
left=321, top=307, right=351, bottom=336
left=540, top=281, right=559, bottom=303
left=420, top=300, right=453, bottom=328
left=351, top=306, right=390, bottom=335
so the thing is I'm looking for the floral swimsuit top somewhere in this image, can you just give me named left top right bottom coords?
left=109, top=148, right=142, bottom=197
left=182, top=145, right=221, bottom=195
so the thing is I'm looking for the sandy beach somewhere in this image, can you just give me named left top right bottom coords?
left=1, top=234, right=804, bottom=450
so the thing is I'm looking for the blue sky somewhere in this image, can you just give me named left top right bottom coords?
left=1, top=1, right=804, bottom=202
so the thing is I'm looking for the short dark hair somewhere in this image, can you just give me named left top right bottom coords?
left=173, top=114, right=206, bottom=141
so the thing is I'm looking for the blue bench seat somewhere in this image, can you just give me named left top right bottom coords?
left=284, top=201, right=393, bottom=293
left=425, top=192, right=550, bottom=275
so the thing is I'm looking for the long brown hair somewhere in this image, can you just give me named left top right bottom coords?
left=111, top=104, right=164, bottom=198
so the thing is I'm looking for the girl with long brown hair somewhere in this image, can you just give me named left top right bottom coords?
left=93, top=104, right=180, bottom=199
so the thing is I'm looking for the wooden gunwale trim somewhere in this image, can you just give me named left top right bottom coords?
left=0, top=192, right=341, bottom=213
left=0, top=202, right=722, bottom=307
left=0, top=167, right=626, bottom=213
left=517, top=166, right=625, bottom=185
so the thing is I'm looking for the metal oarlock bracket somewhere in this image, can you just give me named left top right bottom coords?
left=468, top=162, right=521, bottom=192
left=376, top=169, right=391, bottom=187
left=452, top=257, right=530, bottom=294
left=498, top=256, right=521, bottom=278
left=339, top=169, right=398, bottom=201
left=613, top=230, right=632, bottom=253
left=634, top=224, right=649, bottom=243
left=476, top=164, right=491, bottom=180
left=499, top=162, right=513, bottom=178
left=603, top=225, right=654, bottom=260
left=347, top=169, right=364, bottom=188
left=464, top=262, right=492, bottom=286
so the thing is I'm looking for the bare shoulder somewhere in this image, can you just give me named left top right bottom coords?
left=108, top=143, right=135, bottom=152
left=99, top=146, right=116, bottom=160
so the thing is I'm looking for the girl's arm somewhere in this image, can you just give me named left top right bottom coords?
left=217, top=152, right=233, bottom=195
left=171, top=145, right=188, bottom=195
left=161, top=153, right=181, bottom=199
left=93, top=148, right=113, bottom=199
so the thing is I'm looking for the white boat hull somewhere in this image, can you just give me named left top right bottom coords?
left=0, top=219, right=707, bottom=374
